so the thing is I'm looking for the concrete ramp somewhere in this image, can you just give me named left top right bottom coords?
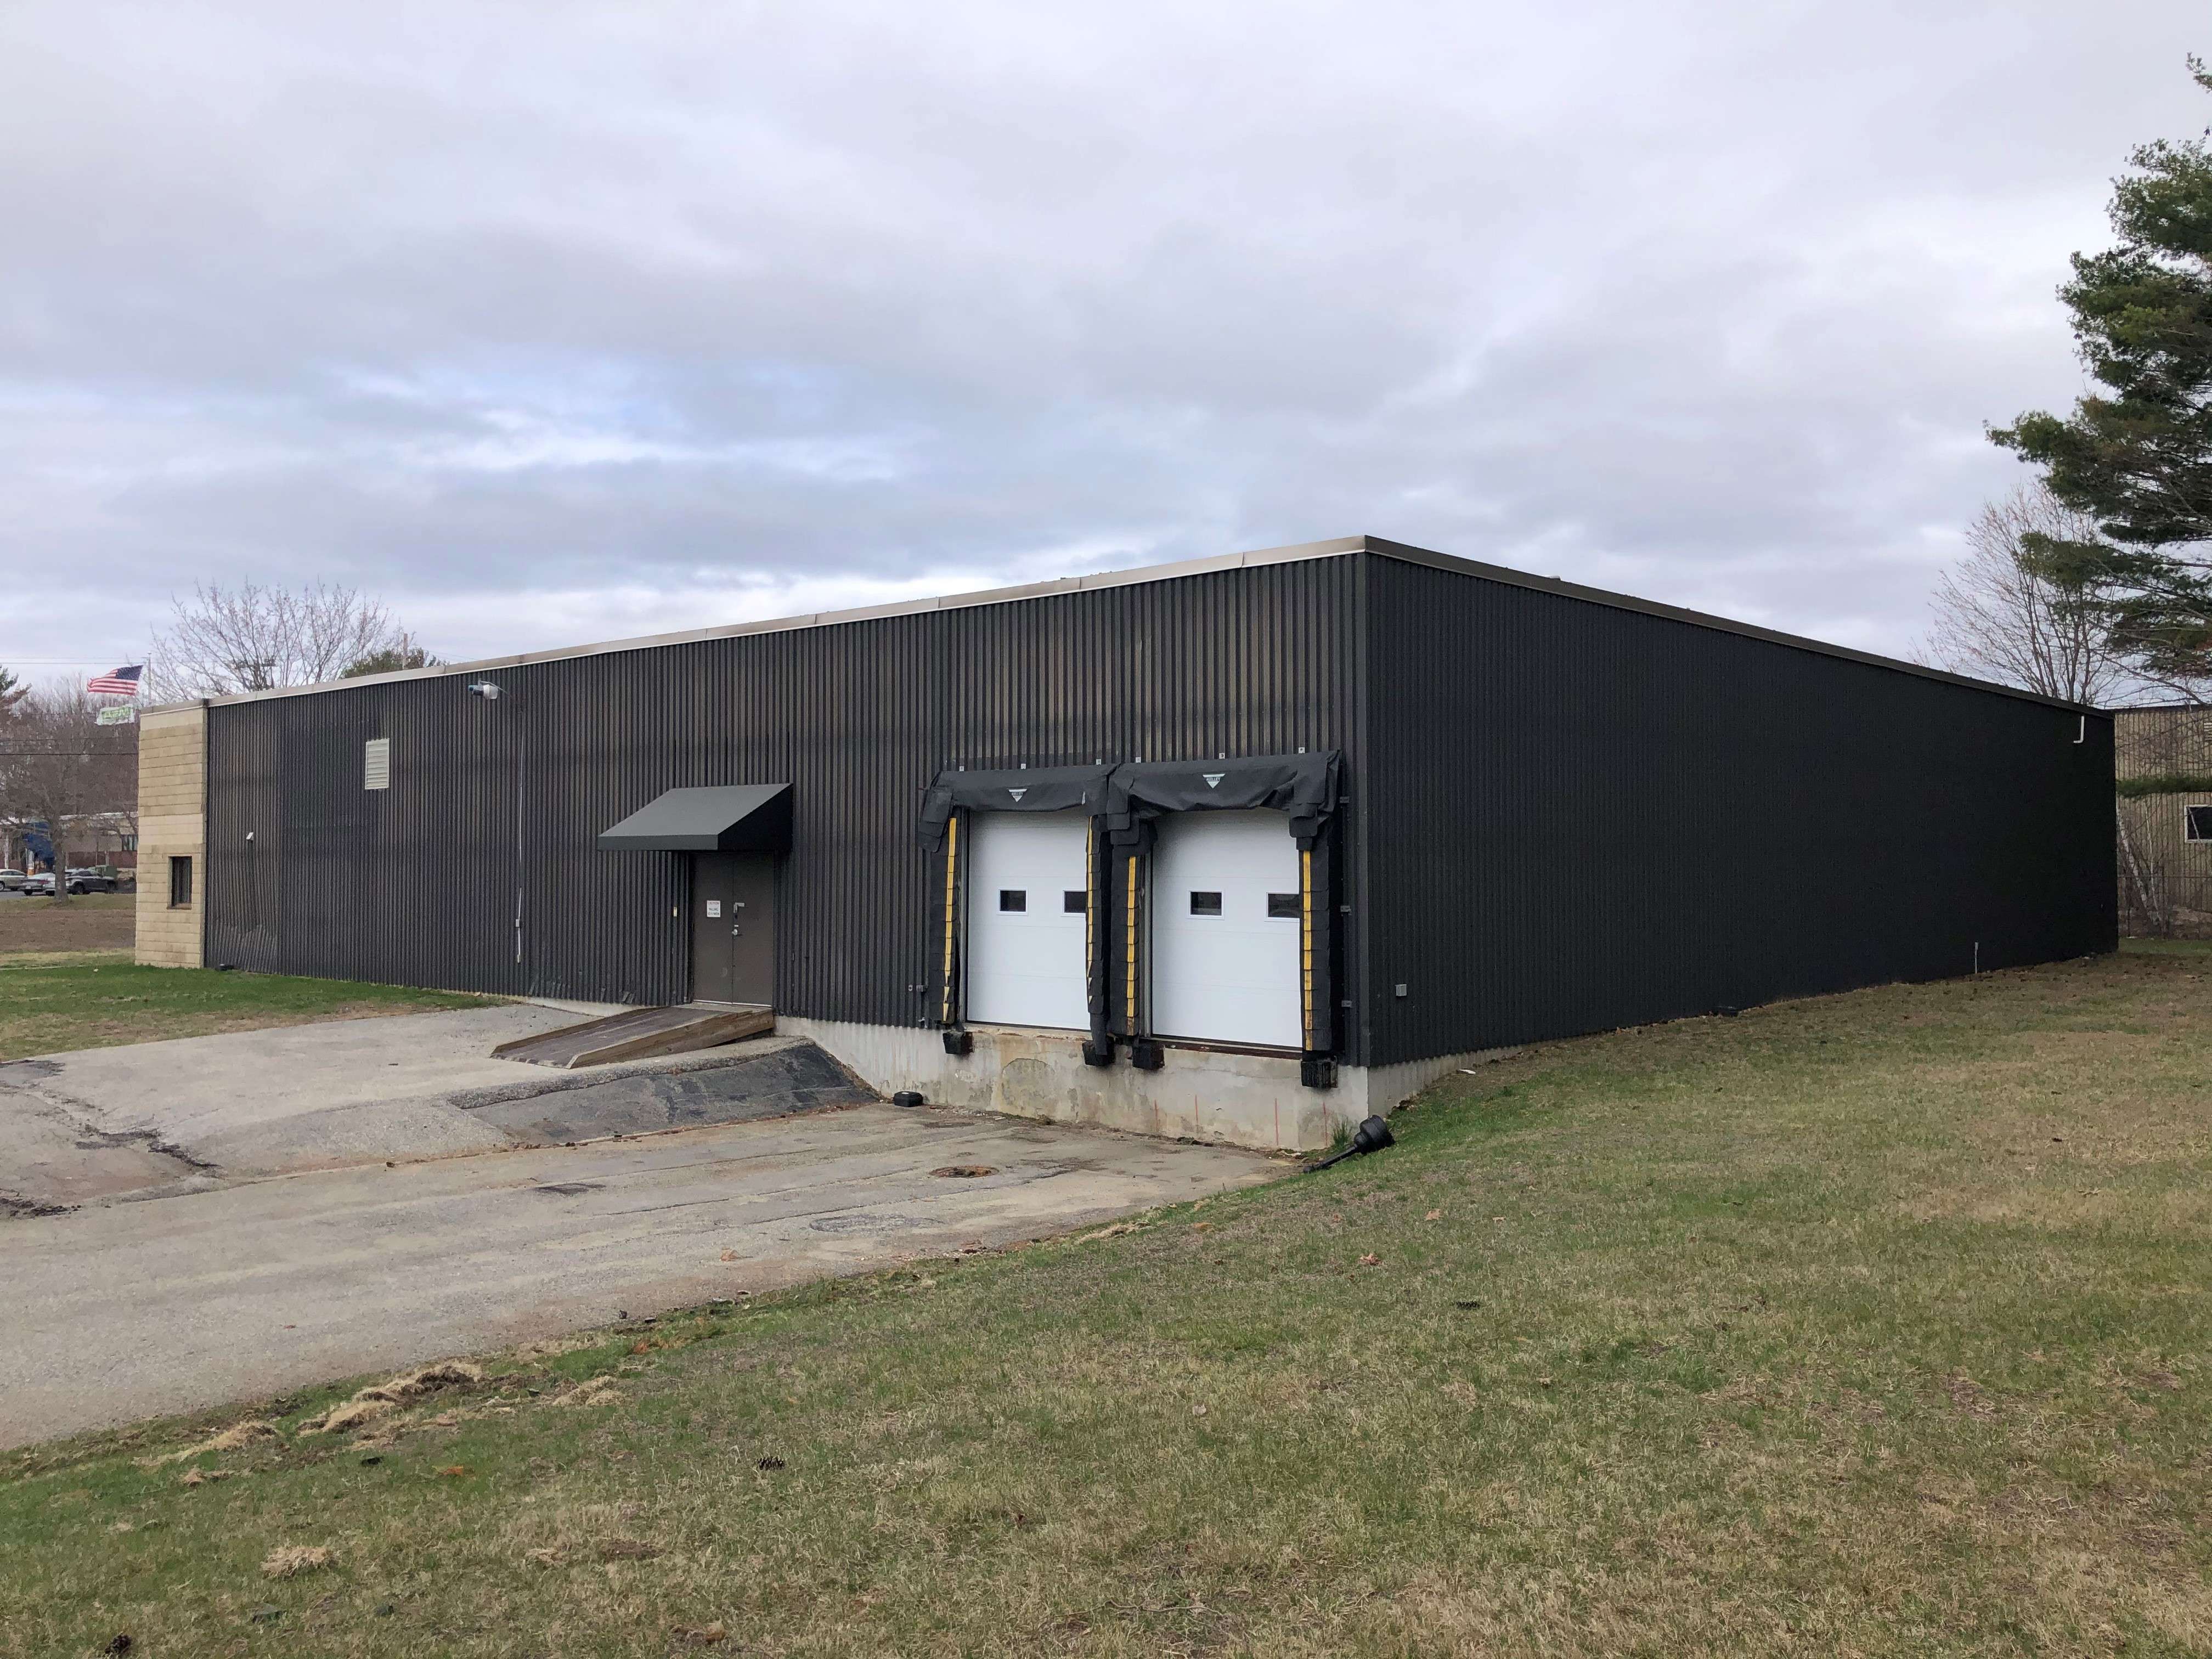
left=467, top=1040, right=875, bottom=1143
left=0, top=1008, right=873, bottom=1204
left=492, top=1003, right=774, bottom=1068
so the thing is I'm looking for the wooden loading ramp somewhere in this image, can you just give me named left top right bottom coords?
left=491, top=1004, right=775, bottom=1069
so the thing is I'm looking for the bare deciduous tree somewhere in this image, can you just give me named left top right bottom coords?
left=1925, top=484, right=2127, bottom=706
left=148, top=582, right=430, bottom=699
left=2117, top=796, right=2185, bottom=938
left=341, top=635, right=443, bottom=679
left=0, top=686, right=139, bottom=904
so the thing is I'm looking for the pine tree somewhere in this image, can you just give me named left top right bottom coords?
left=1992, top=59, right=2212, bottom=697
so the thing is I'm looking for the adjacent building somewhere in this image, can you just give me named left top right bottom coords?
left=2114, top=703, right=2212, bottom=936
left=134, top=534, right=2117, bottom=1150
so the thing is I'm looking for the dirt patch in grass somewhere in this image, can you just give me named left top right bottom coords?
left=0, top=894, right=133, bottom=956
left=4, top=945, right=2210, bottom=1656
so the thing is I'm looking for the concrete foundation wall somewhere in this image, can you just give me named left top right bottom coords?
left=780, top=1019, right=1504, bottom=1153
left=135, top=704, right=207, bottom=968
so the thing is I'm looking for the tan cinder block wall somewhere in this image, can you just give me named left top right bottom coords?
left=2115, top=706, right=2212, bottom=780
left=135, top=703, right=208, bottom=968
left=2118, top=791, right=2212, bottom=927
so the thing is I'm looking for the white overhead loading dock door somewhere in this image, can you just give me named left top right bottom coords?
left=965, top=810, right=1090, bottom=1030
left=1150, top=808, right=1302, bottom=1048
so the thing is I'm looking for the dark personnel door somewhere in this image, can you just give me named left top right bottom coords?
left=690, top=853, right=776, bottom=1006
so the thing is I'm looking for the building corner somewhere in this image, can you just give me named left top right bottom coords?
left=135, top=703, right=207, bottom=968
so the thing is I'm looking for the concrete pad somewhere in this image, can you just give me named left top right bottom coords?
left=0, top=1006, right=858, bottom=1185
left=182, top=1097, right=517, bottom=1178
left=7, top=1004, right=597, bottom=1147
left=0, top=1105, right=1284, bottom=1447
left=0, top=1094, right=193, bottom=1215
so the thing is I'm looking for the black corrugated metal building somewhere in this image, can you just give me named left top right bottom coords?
left=152, top=535, right=2116, bottom=1150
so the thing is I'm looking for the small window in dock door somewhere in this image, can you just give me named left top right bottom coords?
left=1267, top=891, right=1300, bottom=919
left=1189, top=890, right=1222, bottom=916
left=998, top=889, right=1027, bottom=912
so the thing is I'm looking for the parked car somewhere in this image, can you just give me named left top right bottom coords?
left=23, top=870, right=117, bottom=895
left=0, top=869, right=25, bottom=890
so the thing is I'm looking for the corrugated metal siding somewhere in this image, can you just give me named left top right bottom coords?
left=1359, top=558, right=2117, bottom=1066
left=204, top=558, right=1369, bottom=1053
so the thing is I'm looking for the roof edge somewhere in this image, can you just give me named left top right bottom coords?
left=1359, top=537, right=2101, bottom=715
left=153, top=532, right=2097, bottom=718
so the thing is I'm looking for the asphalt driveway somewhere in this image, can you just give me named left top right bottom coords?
left=2, top=1103, right=1280, bottom=1447
left=0, top=1008, right=1285, bottom=1446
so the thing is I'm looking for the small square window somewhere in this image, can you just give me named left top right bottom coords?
left=998, top=889, right=1026, bottom=912
left=1189, top=891, right=1222, bottom=916
left=2187, top=805, right=2212, bottom=843
left=168, top=855, right=193, bottom=909
left=1267, top=891, right=1300, bottom=919
left=1063, top=890, right=1086, bottom=913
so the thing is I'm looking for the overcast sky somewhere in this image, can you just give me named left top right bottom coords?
left=2, top=1, right=2206, bottom=682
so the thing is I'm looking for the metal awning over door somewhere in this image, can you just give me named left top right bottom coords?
left=597, top=784, right=793, bottom=853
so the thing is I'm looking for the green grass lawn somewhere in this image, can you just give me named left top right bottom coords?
left=5, top=944, right=2211, bottom=1656
left=0, top=953, right=492, bottom=1060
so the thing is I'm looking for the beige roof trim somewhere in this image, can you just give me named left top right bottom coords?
left=155, top=532, right=2096, bottom=717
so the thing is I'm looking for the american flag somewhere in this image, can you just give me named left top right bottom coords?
left=87, top=664, right=144, bottom=697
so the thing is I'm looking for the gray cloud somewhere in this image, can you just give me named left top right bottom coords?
left=1, top=0, right=2205, bottom=678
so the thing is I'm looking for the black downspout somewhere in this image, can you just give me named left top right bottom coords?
left=1082, top=813, right=1113, bottom=1065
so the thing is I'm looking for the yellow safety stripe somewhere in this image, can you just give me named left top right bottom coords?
left=1084, top=827, right=1095, bottom=1008
left=1124, top=853, right=1139, bottom=1032
left=939, top=815, right=959, bottom=1026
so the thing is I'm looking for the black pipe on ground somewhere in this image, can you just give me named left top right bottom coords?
left=1304, top=1114, right=1393, bottom=1172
